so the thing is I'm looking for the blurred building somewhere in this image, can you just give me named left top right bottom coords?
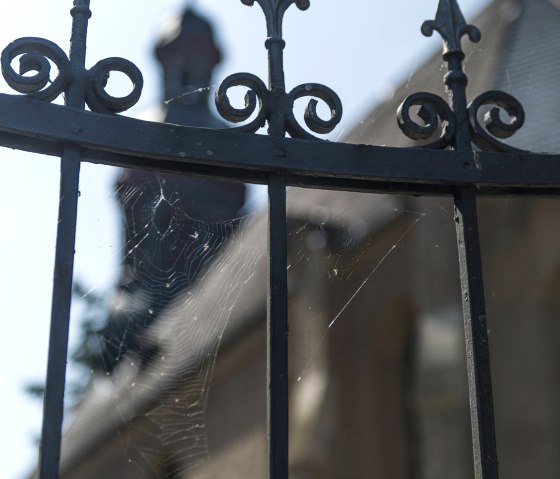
left=98, top=9, right=246, bottom=373
left=53, top=1, right=560, bottom=478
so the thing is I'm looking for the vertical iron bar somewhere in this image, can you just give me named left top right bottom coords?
left=265, top=14, right=289, bottom=477
left=267, top=174, right=289, bottom=479
left=454, top=187, right=498, bottom=479
left=266, top=37, right=286, bottom=95
left=441, top=24, right=499, bottom=479
left=39, top=2, right=90, bottom=478
left=39, top=148, right=81, bottom=479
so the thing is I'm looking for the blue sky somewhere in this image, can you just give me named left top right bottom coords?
left=0, top=0, right=490, bottom=477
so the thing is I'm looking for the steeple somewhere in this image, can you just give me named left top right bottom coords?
left=100, top=7, right=245, bottom=374
left=155, top=8, right=222, bottom=123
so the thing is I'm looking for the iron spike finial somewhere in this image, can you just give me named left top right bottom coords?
left=241, top=0, right=310, bottom=38
left=422, top=0, right=481, bottom=55
left=398, top=0, right=526, bottom=153
left=216, top=0, right=340, bottom=138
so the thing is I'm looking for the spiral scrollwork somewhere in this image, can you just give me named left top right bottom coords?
left=1, top=37, right=143, bottom=114
left=85, top=57, right=143, bottom=114
left=215, top=73, right=269, bottom=133
left=217, top=0, right=342, bottom=139
left=216, top=75, right=342, bottom=139
left=397, top=0, right=527, bottom=153
left=468, top=91, right=526, bottom=152
left=397, top=92, right=456, bottom=149
left=286, top=83, right=343, bottom=139
left=1, top=37, right=70, bottom=102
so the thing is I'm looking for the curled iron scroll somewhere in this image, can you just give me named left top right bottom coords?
left=468, top=90, right=526, bottom=152
left=216, top=75, right=342, bottom=139
left=397, top=92, right=455, bottom=149
left=286, top=83, right=343, bottom=139
left=85, top=57, right=143, bottom=114
left=215, top=73, right=268, bottom=133
left=1, top=37, right=143, bottom=114
left=1, top=37, right=70, bottom=102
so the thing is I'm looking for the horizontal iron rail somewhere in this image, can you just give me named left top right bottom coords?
left=1, top=93, right=560, bottom=194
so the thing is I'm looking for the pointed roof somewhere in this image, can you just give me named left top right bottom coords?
left=155, top=8, right=221, bottom=71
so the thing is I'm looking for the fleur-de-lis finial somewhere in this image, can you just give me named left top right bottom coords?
left=241, top=0, right=310, bottom=38
left=421, top=0, right=481, bottom=55
left=216, top=0, right=341, bottom=139
left=397, top=0, right=525, bottom=153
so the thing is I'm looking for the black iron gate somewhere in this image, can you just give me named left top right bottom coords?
left=2, top=0, right=558, bottom=478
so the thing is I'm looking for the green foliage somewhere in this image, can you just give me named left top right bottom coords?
left=24, top=280, right=108, bottom=405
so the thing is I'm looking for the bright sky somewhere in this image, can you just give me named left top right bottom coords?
left=0, top=0, right=490, bottom=477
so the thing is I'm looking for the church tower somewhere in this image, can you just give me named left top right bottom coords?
left=101, top=8, right=246, bottom=373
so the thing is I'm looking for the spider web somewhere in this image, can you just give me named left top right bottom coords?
left=60, top=172, right=446, bottom=479
left=62, top=166, right=264, bottom=478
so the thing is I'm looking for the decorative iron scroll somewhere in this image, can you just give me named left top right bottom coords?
left=1, top=36, right=143, bottom=114
left=397, top=92, right=455, bottom=150
left=468, top=90, right=525, bottom=152
left=215, top=0, right=342, bottom=139
left=398, top=0, right=525, bottom=152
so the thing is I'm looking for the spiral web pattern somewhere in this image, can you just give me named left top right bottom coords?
left=64, top=170, right=264, bottom=478
left=64, top=179, right=433, bottom=478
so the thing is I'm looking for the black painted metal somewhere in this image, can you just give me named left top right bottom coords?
left=40, top=147, right=81, bottom=479
left=399, top=3, right=524, bottom=155
left=454, top=187, right=498, bottom=479
left=215, top=1, right=341, bottom=139
left=225, top=2, right=336, bottom=476
left=0, top=1, right=145, bottom=478
left=400, top=1, right=505, bottom=477
left=2, top=94, right=560, bottom=193
left=0, top=0, right=554, bottom=477
left=38, top=2, right=90, bottom=478
left=0, top=13, right=142, bottom=112
left=268, top=175, right=289, bottom=479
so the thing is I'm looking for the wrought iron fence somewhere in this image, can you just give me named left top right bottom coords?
left=1, top=0, right=558, bottom=478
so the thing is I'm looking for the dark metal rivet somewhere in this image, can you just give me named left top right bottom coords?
left=275, top=148, right=285, bottom=158
left=70, top=123, right=81, bottom=134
